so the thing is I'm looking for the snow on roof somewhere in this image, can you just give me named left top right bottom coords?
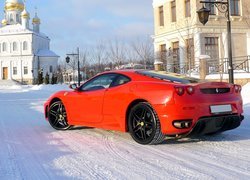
left=0, top=24, right=49, bottom=39
left=36, top=49, right=59, bottom=57
left=0, top=23, right=32, bottom=34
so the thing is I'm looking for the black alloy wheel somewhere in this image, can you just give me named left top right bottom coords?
left=48, top=101, right=71, bottom=130
left=128, top=102, right=165, bottom=145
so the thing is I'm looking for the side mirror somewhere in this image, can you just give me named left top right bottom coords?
left=69, top=83, right=78, bottom=90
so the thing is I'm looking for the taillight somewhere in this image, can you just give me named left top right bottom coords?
left=234, top=85, right=242, bottom=93
left=186, top=86, right=195, bottom=95
left=175, top=86, right=195, bottom=96
left=175, top=86, right=185, bottom=96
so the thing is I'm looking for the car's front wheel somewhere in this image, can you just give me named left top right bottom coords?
left=48, top=101, right=71, bottom=130
left=128, top=102, right=165, bottom=145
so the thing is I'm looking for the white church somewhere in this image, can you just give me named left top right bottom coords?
left=0, top=0, right=59, bottom=84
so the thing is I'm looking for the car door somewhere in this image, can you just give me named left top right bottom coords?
left=66, top=73, right=117, bottom=124
left=102, top=74, right=131, bottom=129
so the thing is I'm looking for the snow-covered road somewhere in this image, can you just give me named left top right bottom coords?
left=0, top=84, right=250, bottom=179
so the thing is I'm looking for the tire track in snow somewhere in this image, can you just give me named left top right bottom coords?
left=97, top=130, right=208, bottom=180
left=51, top=130, right=115, bottom=180
left=104, top=130, right=250, bottom=179
left=0, top=117, right=25, bottom=180
left=100, top=131, right=164, bottom=179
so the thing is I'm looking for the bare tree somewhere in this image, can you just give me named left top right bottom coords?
left=90, top=40, right=108, bottom=73
left=131, top=37, right=154, bottom=69
left=107, top=38, right=127, bottom=69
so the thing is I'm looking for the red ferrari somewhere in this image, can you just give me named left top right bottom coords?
left=44, top=70, right=244, bottom=144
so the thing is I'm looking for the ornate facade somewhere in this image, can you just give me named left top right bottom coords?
left=153, top=0, right=250, bottom=74
left=0, top=0, right=59, bottom=84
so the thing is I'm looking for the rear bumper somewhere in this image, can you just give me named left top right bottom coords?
left=187, top=114, right=244, bottom=136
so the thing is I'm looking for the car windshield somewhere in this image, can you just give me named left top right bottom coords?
left=136, top=70, right=202, bottom=84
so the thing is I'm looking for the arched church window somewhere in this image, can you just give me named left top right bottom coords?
left=13, top=42, right=18, bottom=51
left=2, top=42, right=7, bottom=52
left=50, top=66, right=53, bottom=73
left=16, top=14, right=19, bottom=23
left=23, top=41, right=28, bottom=50
left=10, top=14, right=14, bottom=23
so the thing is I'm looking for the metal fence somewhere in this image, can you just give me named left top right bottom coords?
left=160, top=56, right=250, bottom=75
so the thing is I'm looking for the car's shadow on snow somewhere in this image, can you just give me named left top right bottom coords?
left=69, top=126, right=94, bottom=131
left=161, top=132, right=249, bottom=145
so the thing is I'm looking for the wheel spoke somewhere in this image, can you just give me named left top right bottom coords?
left=58, top=103, right=63, bottom=113
left=145, top=121, right=153, bottom=126
left=133, top=112, right=141, bottom=122
left=140, top=128, right=147, bottom=140
left=50, top=110, right=58, bottom=117
left=133, top=124, right=141, bottom=133
left=52, top=119, right=60, bottom=126
left=141, top=109, right=146, bottom=119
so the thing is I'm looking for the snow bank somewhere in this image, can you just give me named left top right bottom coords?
left=0, top=84, right=69, bottom=93
left=242, top=83, right=250, bottom=105
left=30, top=84, right=68, bottom=91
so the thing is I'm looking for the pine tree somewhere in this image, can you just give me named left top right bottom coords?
left=44, top=73, right=50, bottom=84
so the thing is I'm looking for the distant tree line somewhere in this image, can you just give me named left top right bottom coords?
left=55, top=36, right=155, bottom=83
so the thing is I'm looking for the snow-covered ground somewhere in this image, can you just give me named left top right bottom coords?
left=0, top=83, right=249, bottom=179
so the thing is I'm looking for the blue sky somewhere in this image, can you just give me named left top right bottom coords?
left=0, top=0, right=154, bottom=58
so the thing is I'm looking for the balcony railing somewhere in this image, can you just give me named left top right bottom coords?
left=159, top=55, right=250, bottom=75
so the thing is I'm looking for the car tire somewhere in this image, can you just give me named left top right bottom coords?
left=128, top=102, right=165, bottom=145
left=48, top=101, right=71, bottom=130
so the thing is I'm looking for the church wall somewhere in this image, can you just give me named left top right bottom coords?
left=32, top=34, right=50, bottom=54
left=39, top=57, right=58, bottom=76
left=0, top=55, right=33, bottom=82
left=0, top=33, right=33, bottom=55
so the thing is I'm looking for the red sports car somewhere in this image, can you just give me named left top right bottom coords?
left=44, top=70, right=244, bottom=144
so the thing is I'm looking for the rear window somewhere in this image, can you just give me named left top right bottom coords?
left=136, top=70, right=202, bottom=84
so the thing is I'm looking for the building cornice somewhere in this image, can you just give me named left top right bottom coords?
left=152, top=0, right=172, bottom=8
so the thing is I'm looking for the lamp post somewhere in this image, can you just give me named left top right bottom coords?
left=66, top=47, right=80, bottom=86
left=197, top=0, right=234, bottom=84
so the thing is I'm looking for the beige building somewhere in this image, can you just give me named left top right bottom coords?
left=152, top=0, right=250, bottom=74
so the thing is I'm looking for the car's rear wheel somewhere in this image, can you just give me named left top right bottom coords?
left=48, top=101, right=71, bottom=130
left=128, top=102, right=165, bottom=145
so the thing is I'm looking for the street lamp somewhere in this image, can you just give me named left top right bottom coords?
left=66, top=47, right=81, bottom=86
left=197, top=0, right=234, bottom=84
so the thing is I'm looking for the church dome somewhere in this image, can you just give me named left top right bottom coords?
left=32, top=13, right=40, bottom=24
left=1, top=19, right=7, bottom=25
left=21, top=8, right=30, bottom=19
left=5, top=0, right=24, bottom=11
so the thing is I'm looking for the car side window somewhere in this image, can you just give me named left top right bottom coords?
left=80, top=74, right=117, bottom=91
left=111, top=75, right=131, bottom=87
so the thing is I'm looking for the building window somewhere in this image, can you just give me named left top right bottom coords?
left=13, top=42, right=18, bottom=51
left=23, top=41, right=28, bottom=50
left=171, top=1, right=176, bottom=22
left=2, top=42, right=7, bottom=52
left=231, top=0, right=240, bottom=16
left=186, top=38, right=195, bottom=67
left=16, top=14, right=19, bottom=23
left=205, top=37, right=219, bottom=60
left=24, top=66, right=28, bottom=75
left=50, top=66, right=53, bottom=73
left=13, top=67, right=17, bottom=75
left=160, top=44, right=167, bottom=63
left=172, top=41, right=179, bottom=73
left=205, top=0, right=216, bottom=15
left=185, top=0, right=191, bottom=17
left=10, top=14, right=14, bottom=22
left=159, top=6, right=164, bottom=26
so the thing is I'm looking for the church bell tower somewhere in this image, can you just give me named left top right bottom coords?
left=3, top=0, right=24, bottom=25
